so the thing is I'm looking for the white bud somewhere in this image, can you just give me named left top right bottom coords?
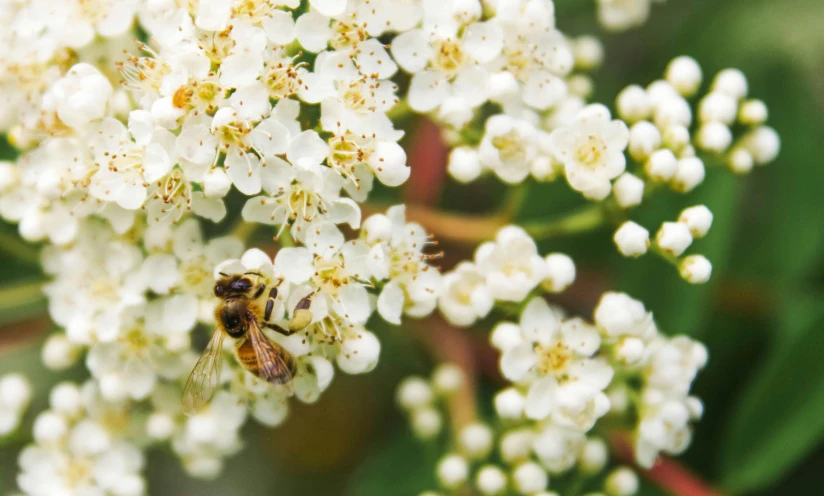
left=697, top=122, right=732, bottom=153
left=698, top=91, right=738, bottom=125
left=500, top=429, right=534, bottom=463
left=661, top=125, right=691, bottom=152
left=476, top=465, right=508, bottom=495
left=147, top=412, right=176, bottom=440
left=671, top=157, right=705, bottom=192
left=745, top=126, right=780, bottom=164
left=605, top=467, right=639, bottom=496
left=729, top=148, right=754, bottom=174
left=678, top=205, right=713, bottom=238
left=686, top=396, right=704, bottom=419
left=614, top=222, right=649, bottom=257
left=437, top=454, right=469, bottom=489
left=412, top=407, right=443, bottom=440
left=739, top=99, right=768, bottom=125
left=531, top=157, right=557, bottom=181
left=628, top=121, right=661, bottom=161
left=542, top=253, right=576, bottom=293
left=490, top=322, right=524, bottom=352
left=679, top=255, right=712, bottom=284
left=513, top=462, right=548, bottom=494
left=645, top=149, right=678, bottom=182
left=397, top=377, right=434, bottom=410
left=654, top=97, right=692, bottom=128
left=574, top=36, right=603, bottom=70
left=579, top=438, right=609, bottom=474
left=448, top=147, right=483, bottom=183
left=494, top=388, right=525, bottom=420
left=567, top=75, right=593, bottom=99
left=617, top=85, right=651, bottom=123
left=185, top=457, right=223, bottom=479
left=33, top=410, right=68, bottom=443
left=42, top=334, right=80, bottom=370
left=459, top=422, right=494, bottom=459
left=49, top=382, right=81, bottom=417
left=615, top=337, right=645, bottom=364
left=713, top=68, right=748, bottom=99
left=647, top=80, right=680, bottom=107
left=608, top=386, right=630, bottom=414
left=665, top=56, right=702, bottom=97
left=613, top=173, right=644, bottom=208
left=0, top=161, right=18, bottom=191
left=656, top=222, right=693, bottom=257
left=0, top=373, right=31, bottom=410
left=432, top=363, right=464, bottom=396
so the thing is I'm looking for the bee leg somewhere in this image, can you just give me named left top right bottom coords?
left=264, top=287, right=279, bottom=321
left=264, top=322, right=296, bottom=336
left=252, top=283, right=266, bottom=300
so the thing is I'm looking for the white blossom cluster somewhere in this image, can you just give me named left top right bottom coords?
left=402, top=228, right=707, bottom=494
left=596, top=0, right=670, bottom=32
left=0, top=0, right=776, bottom=493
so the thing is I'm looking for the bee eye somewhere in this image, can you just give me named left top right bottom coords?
left=214, top=284, right=226, bottom=297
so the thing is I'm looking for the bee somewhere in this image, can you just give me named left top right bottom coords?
left=182, top=272, right=315, bottom=415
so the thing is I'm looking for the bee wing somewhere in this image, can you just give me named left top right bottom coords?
left=182, top=328, right=225, bottom=416
left=248, top=317, right=294, bottom=385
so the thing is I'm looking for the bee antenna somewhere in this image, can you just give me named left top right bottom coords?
left=219, top=272, right=229, bottom=277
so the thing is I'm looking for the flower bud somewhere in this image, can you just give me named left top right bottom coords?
left=500, top=429, right=534, bottom=463
left=656, top=222, right=693, bottom=257
left=42, top=334, right=80, bottom=371
left=49, top=382, right=82, bottom=417
left=513, top=462, right=548, bottom=494
left=542, top=253, right=576, bottom=293
left=495, top=388, right=525, bottom=420
left=744, top=126, right=780, bottom=164
left=0, top=373, right=31, bottom=411
left=678, top=205, right=713, bottom=238
left=396, top=377, right=434, bottom=410
left=615, top=337, right=645, bottom=364
left=671, top=157, right=705, bottom=192
left=713, top=68, right=748, bottom=99
left=574, top=36, right=603, bottom=70
left=476, top=465, right=507, bottom=495
left=739, top=99, right=768, bottom=125
left=459, top=422, right=494, bottom=459
left=412, top=407, right=443, bottom=440
left=697, top=122, right=732, bottom=153
left=614, top=222, right=649, bottom=257
left=437, top=454, right=469, bottom=489
left=699, top=92, right=738, bottom=125
left=729, top=148, right=754, bottom=174
left=490, top=322, right=524, bottom=352
left=613, top=173, right=644, bottom=208
left=645, top=149, right=677, bottom=182
left=628, top=121, right=661, bottom=161
left=679, top=255, right=712, bottom=284
left=33, top=410, right=68, bottom=443
left=617, top=86, right=651, bottom=123
left=605, top=467, right=639, bottom=496
left=579, top=438, right=609, bottom=473
left=665, top=56, right=702, bottom=97
left=147, top=412, right=176, bottom=440
left=448, top=147, right=483, bottom=183
left=432, top=363, right=464, bottom=396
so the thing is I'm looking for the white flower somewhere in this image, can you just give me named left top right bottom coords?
left=613, top=173, right=644, bottom=208
left=392, top=19, right=502, bottom=125
left=678, top=205, right=713, bottom=238
left=542, top=253, right=576, bottom=293
left=512, top=461, right=548, bottom=494
left=551, top=105, right=629, bottom=200
left=0, top=374, right=32, bottom=436
left=665, top=56, right=702, bottom=97
left=458, top=422, right=494, bottom=459
left=438, top=262, right=494, bottom=327
left=679, top=255, right=712, bottom=284
left=437, top=453, right=469, bottom=489
left=46, top=62, right=113, bottom=129
left=605, top=467, right=640, bottom=496
left=634, top=392, right=699, bottom=469
left=655, top=222, right=693, bottom=257
left=362, top=206, right=443, bottom=324
left=476, top=465, right=507, bottom=495
left=500, top=298, right=612, bottom=429
left=597, top=0, right=651, bottom=32
left=478, top=115, right=547, bottom=184
left=593, top=292, right=657, bottom=344
left=531, top=423, right=585, bottom=473
left=475, top=226, right=547, bottom=302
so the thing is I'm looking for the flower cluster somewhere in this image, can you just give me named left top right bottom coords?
left=401, top=227, right=707, bottom=495
left=0, top=0, right=777, bottom=494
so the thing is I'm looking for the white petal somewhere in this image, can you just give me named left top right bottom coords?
left=378, top=281, right=404, bottom=325
left=250, top=119, right=290, bottom=156
left=357, top=40, right=398, bottom=79
left=367, top=141, right=410, bottom=186
left=525, top=377, right=557, bottom=420
left=309, top=0, right=347, bottom=17
left=220, top=53, right=263, bottom=88
left=142, top=254, right=179, bottom=294
left=262, top=10, right=295, bottom=44
left=294, top=12, right=332, bottom=53
left=229, top=82, right=271, bottom=120
left=391, top=29, right=432, bottom=74
left=408, top=71, right=449, bottom=112
left=176, top=124, right=218, bottom=165
left=306, top=221, right=344, bottom=255
left=274, top=247, right=314, bottom=283
left=192, top=192, right=226, bottom=222
left=519, top=298, right=559, bottom=346
left=500, top=343, right=537, bottom=382
left=224, top=148, right=261, bottom=195
left=287, top=130, right=328, bottom=165
left=453, top=66, right=490, bottom=108
left=462, top=22, right=503, bottom=64
left=128, top=110, right=153, bottom=146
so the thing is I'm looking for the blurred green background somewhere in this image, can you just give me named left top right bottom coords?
left=2, top=0, right=824, bottom=494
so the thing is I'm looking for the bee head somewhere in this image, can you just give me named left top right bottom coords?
left=220, top=300, right=248, bottom=338
left=214, top=274, right=254, bottom=298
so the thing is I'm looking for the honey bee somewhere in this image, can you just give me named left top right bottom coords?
left=182, top=272, right=315, bottom=415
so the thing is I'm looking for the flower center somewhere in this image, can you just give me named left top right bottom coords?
left=432, top=39, right=467, bottom=76
left=575, top=135, right=606, bottom=169
left=492, top=130, right=528, bottom=163
left=330, top=20, right=368, bottom=51
left=311, top=256, right=350, bottom=296
left=536, top=341, right=572, bottom=376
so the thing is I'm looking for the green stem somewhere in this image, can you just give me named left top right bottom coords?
left=0, top=280, right=45, bottom=315
left=0, top=231, right=40, bottom=265
left=522, top=204, right=607, bottom=240
left=650, top=244, right=680, bottom=268
left=230, top=219, right=258, bottom=241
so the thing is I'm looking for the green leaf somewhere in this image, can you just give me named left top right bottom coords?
left=349, top=429, right=436, bottom=496
left=720, top=293, right=824, bottom=492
